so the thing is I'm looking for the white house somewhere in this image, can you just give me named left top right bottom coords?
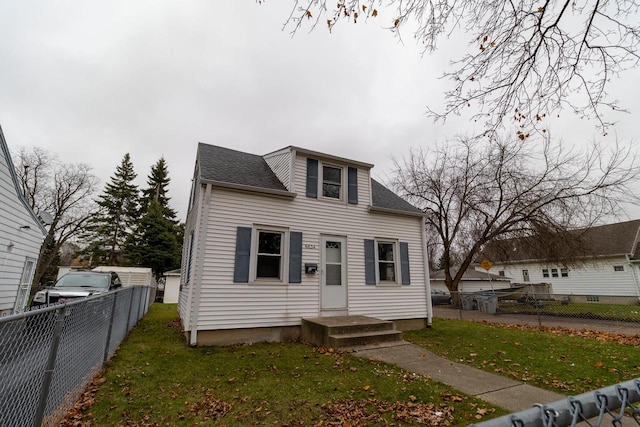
left=179, top=144, right=431, bottom=346
left=0, top=125, right=47, bottom=315
left=430, top=268, right=511, bottom=293
left=481, top=220, right=640, bottom=302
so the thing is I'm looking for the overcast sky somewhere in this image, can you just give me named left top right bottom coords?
left=1, top=2, right=639, bottom=221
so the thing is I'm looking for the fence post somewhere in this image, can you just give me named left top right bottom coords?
left=126, top=287, right=134, bottom=332
left=532, top=286, right=542, bottom=327
left=103, top=291, right=119, bottom=365
left=34, top=306, right=67, bottom=427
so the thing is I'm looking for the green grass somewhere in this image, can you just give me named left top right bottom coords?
left=76, top=305, right=505, bottom=426
left=404, top=319, right=640, bottom=395
left=498, top=300, right=640, bottom=322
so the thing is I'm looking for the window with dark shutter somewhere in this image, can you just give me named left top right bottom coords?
left=233, top=227, right=252, bottom=283
left=306, top=158, right=318, bottom=198
left=289, top=231, right=302, bottom=283
left=364, top=239, right=376, bottom=285
left=400, top=242, right=410, bottom=285
left=348, top=167, right=358, bottom=204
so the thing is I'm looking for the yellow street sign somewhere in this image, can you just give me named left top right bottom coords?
left=480, top=258, right=493, bottom=271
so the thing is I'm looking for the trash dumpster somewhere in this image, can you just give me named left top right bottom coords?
left=477, top=294, right=498, bottom=314
left=461, top=294, right=476, bottom=310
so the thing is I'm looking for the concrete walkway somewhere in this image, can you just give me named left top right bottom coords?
left=351, top=309, right=639, bottom=412
left=353, top=342, right=565, bottom=412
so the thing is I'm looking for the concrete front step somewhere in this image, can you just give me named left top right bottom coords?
left=301, top=315, right=404, bottom=348
left=329, top=329, right=403, bottom=348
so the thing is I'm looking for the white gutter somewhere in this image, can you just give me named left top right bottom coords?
left=421, top=217, right=433, bottom=326
left=625, top=254, right=640, bottom=300
left=190, top=183, right=212, bottom=346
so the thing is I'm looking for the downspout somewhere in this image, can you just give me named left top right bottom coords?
left=421, top=217, right=433, bottom=326
left=624, top=254, right=640, bottom=301
left=190, top=183, right=212, bottom=346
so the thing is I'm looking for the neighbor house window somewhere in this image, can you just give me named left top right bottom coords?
left=542, top=268, right=549, bottom=278
left=551, top=268, right=559, bottom=278
left=560, top=267, right=569, bottom=277
left=522, top=270, right=530, bottom=282
left=614, top=265, right=625, bottom=272
left=498, top=271, right=505, bottom=277
left=256, top=230, right=283, bottom=279
left=322, top=165, right=342, bottom=199
left=377, top=241, right=397, bottom=282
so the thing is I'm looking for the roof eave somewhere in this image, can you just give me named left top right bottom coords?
left=492, top=252, right=633, bottom=265
left=368, top=205, right=424, bottom=218
left=290, top=146, right=374, bottom=169
left=202, top=179, right=297, bottom=199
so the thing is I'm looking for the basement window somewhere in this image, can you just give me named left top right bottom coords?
left=613, top=265, right=625, bottom=272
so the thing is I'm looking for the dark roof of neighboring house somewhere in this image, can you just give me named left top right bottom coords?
left=485, top=219, right=640, bottom=263
left=197, top=143, right=422, bottom=215
left=430, top=268, right=510, bottom=281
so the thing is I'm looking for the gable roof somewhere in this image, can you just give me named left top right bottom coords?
left=196, top=143, right=422, bottom=215
left=430, top=268, right=510, bottom=282
left=198, top=144, right=288, bottom=192
left=370, top=179, right=423, bottom=215
left=485, top=219, right=640, bottom=263
left=0, top=124, right=47, bottom=235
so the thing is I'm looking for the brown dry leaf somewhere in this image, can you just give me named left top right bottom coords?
left=363, top=385, right=370, bottom=391
left=594, top=361, right=604, bottom=368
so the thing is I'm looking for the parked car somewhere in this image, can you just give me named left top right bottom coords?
left=30, top=271, right=122, bottom=308
left=431, top=289, right=452, bottom=305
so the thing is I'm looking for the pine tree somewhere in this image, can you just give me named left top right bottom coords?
left=87, top=153, right=139, bottom=265
left=140, top=157, right=177, bottom=223
left=126, top=199, right=180, bottom=280
left=126, top=157, right=182, bottom=278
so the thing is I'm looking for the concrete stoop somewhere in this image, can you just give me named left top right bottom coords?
left=301, top=315, right=403, bottom=348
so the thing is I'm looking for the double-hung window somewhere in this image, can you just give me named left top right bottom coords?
left=255, top=230, right=284, bottom=280
left=377, top=241, right=397, bottom=283
left=542, top=268, right=549, bottom=278
left=322, top=165, right=342, bottom=199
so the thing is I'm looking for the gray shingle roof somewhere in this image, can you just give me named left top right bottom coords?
left=197, top=143, right=422, bottom=215
left=371, top=179, right=423, bottom=215
left=198, top=143, right=287, bottom=191
left=484, top=219, right=640, bottom=262
left=430, top=268, right=510, bottom=281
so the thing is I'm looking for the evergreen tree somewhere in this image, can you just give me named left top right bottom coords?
left=126, top=199, right=180, bottom=280
left=87, top=153, right=139, bottom=265
left=140, top=157, right=177, bottom=223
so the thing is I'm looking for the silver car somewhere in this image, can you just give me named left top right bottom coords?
left=31, top=271, right=122, bottom=307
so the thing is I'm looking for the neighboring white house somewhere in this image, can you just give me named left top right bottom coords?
left=480, top=220, right=640, bottom=302
left=91, top=266, right=153, bottom=286
left=162, top=268, right=180, bottom=303
left=430, top=268, right=511, bottom=293
left=179, top=144, right=431, bottom=346
left=0, top=124, right=47, bottom=315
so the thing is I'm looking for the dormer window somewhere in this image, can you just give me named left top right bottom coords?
left=322, top=165, right=342, bottom=199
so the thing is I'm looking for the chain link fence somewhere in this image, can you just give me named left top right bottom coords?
left=437, top=288, right=640, bottom=329
left=0, top=286, right=152, bottom=427
left=471, top=378, right=640, bottom=427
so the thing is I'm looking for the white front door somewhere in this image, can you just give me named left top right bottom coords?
left=321, top=236, right=347, bottom=310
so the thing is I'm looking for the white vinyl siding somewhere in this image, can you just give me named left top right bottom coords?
left=488, top=258, right=640, bottom=296
left=0, top=145, right=45, bottom=315
left=188, top=154, right=427, bottom=331
left=263, top=149, right=292, bottom=191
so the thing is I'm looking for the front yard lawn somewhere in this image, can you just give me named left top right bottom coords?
left=63, top=305, right=504, bottom=426
left=404, top=319, right=640, bottom=395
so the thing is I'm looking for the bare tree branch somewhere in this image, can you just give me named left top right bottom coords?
left=391, top=134, right=640, bottom=297
left=285, top=0, right=640, bottom=134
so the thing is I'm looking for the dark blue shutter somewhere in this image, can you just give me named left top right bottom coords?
left=400, top=242, right=410, bottom=285
left=364, top=239, right=376, bottom=285
left=186, top=230, right=195, bottom=283
left=289, top=231, right=302, bottom=283
left=233, top=227, right=252, bottom=283
left=306, top=158, right=318, bottom=198
left=348, top=167, right=358, bottom=204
